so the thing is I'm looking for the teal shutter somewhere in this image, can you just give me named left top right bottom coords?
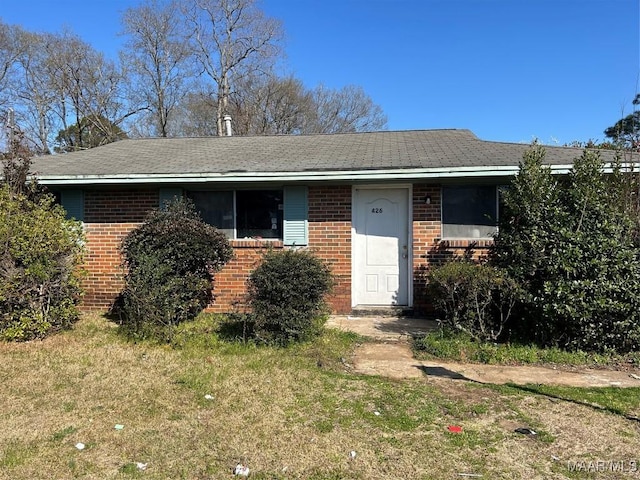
left=283, top=186, right=308, bottom=246
left=159, top=188, right=183, bottom=210
left=61, top=190, right=84, bottom=221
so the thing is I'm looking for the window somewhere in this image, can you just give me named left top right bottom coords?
left=188, top=190, right=283, bottom=240
left=442, top=185, right=498, bottom=239
left=187, top=191, right=234, bottom=237
left=236, top=190, right=283, bottom=239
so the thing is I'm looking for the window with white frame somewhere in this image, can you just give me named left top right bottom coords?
left=441, top=185, right=499, bottom=239
left=187, top=190, right=283, bottom=240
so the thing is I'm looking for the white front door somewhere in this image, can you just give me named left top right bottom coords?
left=353, top=187, right=410, bottom=306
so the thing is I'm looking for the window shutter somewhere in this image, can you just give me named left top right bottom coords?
left=159, top=188, right=183, bottom=210
left=283, top=186, right=308, bottom=246
left=61, top=190, right=84, bottom=222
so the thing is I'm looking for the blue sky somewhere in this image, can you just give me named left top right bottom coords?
left=1, top=0, right=638, bottom=145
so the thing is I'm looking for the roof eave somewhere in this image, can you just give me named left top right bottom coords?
left=36, top=164, right=583, bottom=186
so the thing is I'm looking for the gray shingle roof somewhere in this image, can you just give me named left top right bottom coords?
left=30, top=129, right=621, bottom=183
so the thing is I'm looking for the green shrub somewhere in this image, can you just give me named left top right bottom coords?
left=0, top=186, right=84, bottom=340
left=247, top=249, right=333, bottom=345
left=427, top=260, right=520, bottom=342
left=116, top=198, right=233, bottom=341
left=492, top=147, right=640, bottom=352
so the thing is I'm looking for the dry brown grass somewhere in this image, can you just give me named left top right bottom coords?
left=0, top=314, right=638, bottom=479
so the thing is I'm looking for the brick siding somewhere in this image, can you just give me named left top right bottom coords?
left=83, top=223, right=133, bottom=310
left=81, top=190, right=158, bottom=310
left=308, top=185, right=352, bottom=313
left=85, top=190, right=157, bottom=223
left=412, top=184, right=492, bottom=314
left=209, top=240, right=283, bottom=313
left=77, top=184, right=491, bottom=316
left=78, top=187, right=355, bottom=314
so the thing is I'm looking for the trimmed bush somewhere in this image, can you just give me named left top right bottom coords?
left=116, top=198, right=233, bottom=341
left=427, top=260, right=520, bottom=343
left=0, top=186, right=84, bottom=340
left=247, top=249, right=333, bottom=345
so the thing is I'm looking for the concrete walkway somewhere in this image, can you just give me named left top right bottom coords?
left=326, top=315, right=640, bottom=388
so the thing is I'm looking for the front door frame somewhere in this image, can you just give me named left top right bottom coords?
left=351, top=184, right=413, bottom=308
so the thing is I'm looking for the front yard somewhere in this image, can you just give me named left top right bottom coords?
left=0, top=314, right=638, bottom=479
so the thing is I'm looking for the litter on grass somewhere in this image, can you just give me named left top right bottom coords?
left=204, top=394, right=214, bottom=400
left=447, top=425, right=463, bottom=433
left=234, top=463, right=250, bottom=476
left=115, top=424, right=125, bottom=430
left=514, top=427, right=537, bottom=435
left=136, top=462, right=148, bottom=471
left=349, top=451, right=357, bottom=459
left=75, top=443, right=85, bottom=450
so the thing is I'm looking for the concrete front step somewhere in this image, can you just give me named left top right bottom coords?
left=350, top=306, right=414, bottom=317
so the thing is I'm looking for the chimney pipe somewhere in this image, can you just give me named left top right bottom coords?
left=223, top=115, right=232, bottom=136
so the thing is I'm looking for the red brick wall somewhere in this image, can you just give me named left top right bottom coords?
left=82, top=190, right=158, bottom=310
left=79, top=189, right=280, bottom=313
left=79, top=187, right=354, bottom=314
left=85, top=190, right=158, bottom=223
left=208, top=240, right=282, bottom=313
left=308, top=185, right=352, bottom=313
left=79, top=184, right=492, bottom=316
left=411, top=184, right=492, bottom=314
left=83, top=223, right=134, bottom=309
left=412, top=184, right=440, bottom=312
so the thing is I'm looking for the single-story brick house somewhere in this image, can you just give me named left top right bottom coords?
left=30, top=129, right=617, bottom=314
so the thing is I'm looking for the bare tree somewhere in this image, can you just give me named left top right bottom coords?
left=46, top=30, right=97, bottom=149
left=171, top=85, right=218, bottom=137
left=121, top=0, right=193, bottom=137
left=13, top=30, right=58, bottom=154
left=17, top=32, right=137, bottom=153
left=45, top=31, right=136, bottom=151
left=182, top=0, right=283, bottom=136
left=2, top=8, right=387, bottom=145
left=0, top=22, right=25, bottom=109
left=225, top=76, right=387, bottom=135
left=308, top=84, right=387, bottom=134
left=77, top=50, right=139, bottom=144
left=227, top=75, right=312, bottom=135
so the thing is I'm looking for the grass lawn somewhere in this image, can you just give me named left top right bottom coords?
left=0, top=314, right=639, bottom=479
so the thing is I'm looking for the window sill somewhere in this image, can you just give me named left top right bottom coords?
left=230, top=239, right=284, bottom=249
left=439, top=237, right=495, bottom=241
left=438, top=238, right=495, bottom=248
